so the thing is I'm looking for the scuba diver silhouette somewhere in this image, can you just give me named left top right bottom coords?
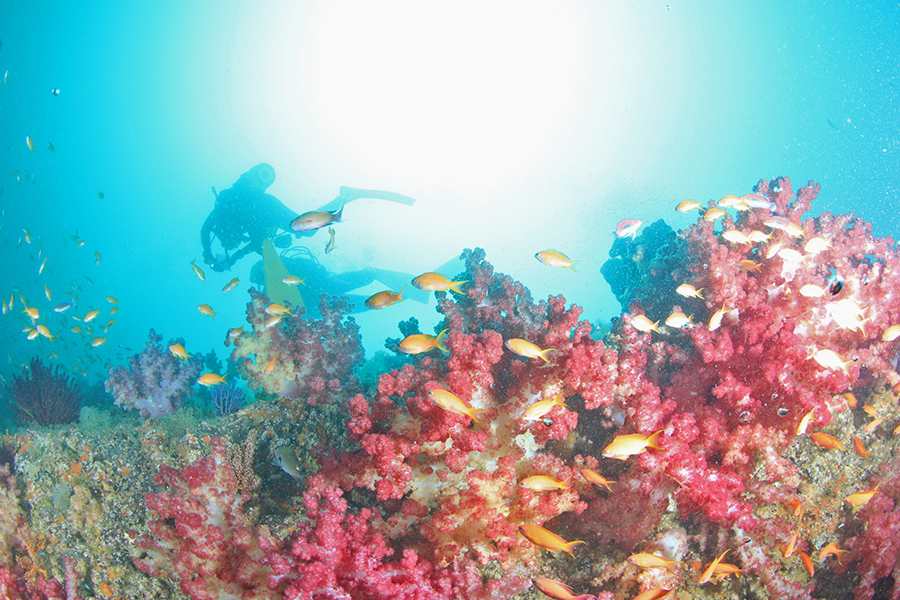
left=200, top=163, right=427, bottom=312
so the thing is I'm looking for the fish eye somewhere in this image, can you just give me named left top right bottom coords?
left=777, top=408, right=790, bottom=417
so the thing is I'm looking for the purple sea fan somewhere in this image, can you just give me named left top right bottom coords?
left=2, top=357, right=82, bottom=426
left=210, top=382, right=245, bottom=416
left=105, top=329, right=203, bottom=419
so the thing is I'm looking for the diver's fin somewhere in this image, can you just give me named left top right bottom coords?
left=316, top=187, right=417, bottom=212
left=262, top=239, right=305, bottom=309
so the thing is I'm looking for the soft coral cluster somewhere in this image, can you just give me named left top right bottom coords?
left=105, top=329, right=203, bottom=418
left=586, top=177, right=900, bottom=598
left=228, top=290, right=363, bottom=404
left=316, top=248, right=619, bottom=577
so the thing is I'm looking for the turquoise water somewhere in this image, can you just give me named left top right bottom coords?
left=1, top=2, right=897, bottom=390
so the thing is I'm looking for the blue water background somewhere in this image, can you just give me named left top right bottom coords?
left=0, top=1, right=897, bottom=408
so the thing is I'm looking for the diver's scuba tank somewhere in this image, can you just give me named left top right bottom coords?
left=237, top=163, right=276, bottom=191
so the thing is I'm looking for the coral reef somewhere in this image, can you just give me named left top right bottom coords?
left=3, top=357, right=81, bottom=426
left=105, top=329, right=204, bottom=418
left=228, top=290, right=364, bottom=405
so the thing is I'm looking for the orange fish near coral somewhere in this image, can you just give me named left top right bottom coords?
left=631, top=590, right=671, bottom=600
left=426, top=388, right=484, bottom=423
left=365, top=287, right=405, bottom=310
left=819, top=542, right=848, bottom=564
left=535, top=250, right=578, bottom=271
left=810, top=432, right=844, bottom=450
left=698, top=549, right=730, bottom=584
left=198, top=304, right=218, bottom=320
left=411, top=272, right=467, bottom=294
left=505, top=338, right=554, bottom=363
left=197, top=373, right=226, bottom=386
left=845, top=483, right=881, bottom=509
left=519, top=524, right=584, bottom=557
left=531, top=577, right=597, bottom=600
left=627, top=553, right=681, bottom=574
left=398, top=330, right=448, bottom=354
left=222, top=278, right=240, bottom=292
left=522, top=392, right=567, bottom=422
left=169, top=344, right=192, bottom=362
left=603, top=430, right=663, bottom=460
left=520, top=475, right=570, bottom=491
left=581, top=469, right=615, bottom=491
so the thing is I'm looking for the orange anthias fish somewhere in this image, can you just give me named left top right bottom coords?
left=810, top=432, right=844, bottom=450
left=627, top=553, right=681, bottom=574
left=91, top=337, right=106, bottom=347
left=265, top=303, right=293, bottom=316
left=169, top=344, right=192, bottom=362
left=426, top=388, right=484, bottom=422
left=698, top=549, right=730, bottom=584
left=631, top=590, right=671, bottom=600
left=535, top=249, right=578, bottom=271
left=520, top=475, right=570, bottom=491
left=398, top=330, right=448, bottom=354
left=519, top=524, right=585, bottom=557
left=190, top=260, right=205, bottom=281
left=581, top=469, right=615, bottom=492
left=505, top=338, right=555, bottom=363
left=198, top=304, right=218, bottom=320
left=522, top=392, right=567, bottom=422
left=819, top=542, right=849, bottom=564
left=365, top=287, right=405, bottom=310
left=197, top=373, right=226, bottom=386
left=603, top=430, right=663, bottom=460
left=263, top=357, right=277, bottom=374
left=845, top=483, right=881, bottom=509
left=83, top=310, right=100, bottom=323
left=290, top=205, right=344, bottom=232
left=412, top=272, right=467, bottom=294
left=531, top=577, right=597, bottom=600
left=222, top=277, right=240, bottom=292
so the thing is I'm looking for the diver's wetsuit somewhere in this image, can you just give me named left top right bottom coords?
left=201, top=184, right=298, bottom=272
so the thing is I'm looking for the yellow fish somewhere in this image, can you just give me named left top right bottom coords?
left=198, top=304, right=218, bottom=320
left=23, top=306, right=40, bottom=320
left=265, top=303, right=293, bottom=316
left=325, top=226, right=336, bottom=254
left=521, top=392, right=567, bottom=422
left=282, top=275, right=306, bottom=286
left=519, top=524, right=584, bottom=557
left=26, top=136, right=34, bottom=153
left=91, top=337, right=107, bottom=347
left=427, top=388, right=484, bottom=422
left=698, top=550, right=730, bottom=585
left=263, top=357, right=277, bottom=374
left=519, top=475, right=569, bottom=491
left=398, top=330, right=448, bottom=354
left=676, top=200, right=701, bottom=212
left=197, top=373, right=226, bottom=386
left=412, top=272, right=467, bottom=294
left=630, top=314, right=659, bottom=333
left=265, top=315, right=282, bottom=329
left=222, top=278, right=240, bottom=292
left=190, top=260, right=206, bottom=281
left=365, top=287, right=405, bottom=310
left=534, top=250, right=578, bottom=271
left=43, top=286, right=52, bottom=301
left=169, top=344, right=192, bottom=362
left=290, top=206, right=344, bottom=232
left=83, top=310, right=100, bottom=323
left=627, top=553, right=681, bottom=574
left=602, top=430, right=663, bottom=460
left=37, top=324, right=55, bottom=340
left=676, top=283, right=703, bottom=299
left=107, top=296, right=119, bottom=304
left=227, top=326, right=244, bottom=341
left=505, top=338, right=554, bottom=363
left=845, top=483, right=881, bottom=509
left=94, top=250, right=101, bottom=265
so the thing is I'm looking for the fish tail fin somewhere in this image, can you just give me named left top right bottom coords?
left=539, top=348, right=556, bottom=363
left=397, top=285, right=406, bottom=302
left=666, top=561, right=682, bottom=574
left=563, top=540, right=586, bottom=557
left=469, top=408, right=486, bottom=423
left=434, top=328, right=449, bottom=352
left=646, top=429, right=664, bottom=450
left=449, top=280, right=468, bottom=294
left=697, top=288, right=705, bottom=299
left=568, top=261, right=579, bottom=273
left=334, top=204, right=344, bottom=223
